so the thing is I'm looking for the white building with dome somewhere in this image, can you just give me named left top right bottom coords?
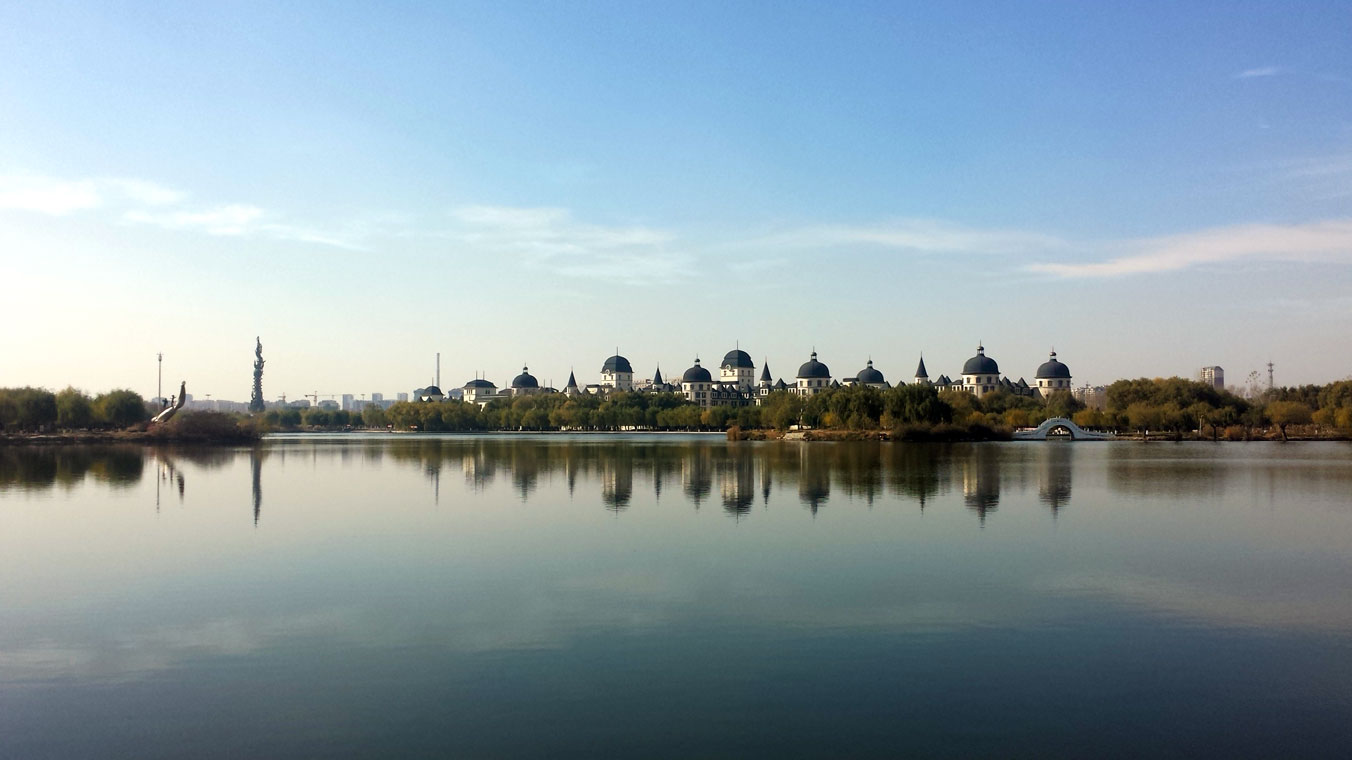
left=507, top=365, right=544, bottom=397
left=795, top=351, right=832, bottom=396
left=681, top=357, right=714, bottom=407
left=961, top=345, right=1001, bottom=397
left=719, top=349, right=756, bottom=391
left=843, top=359, right=889, bottom=389
left=600, top=354, right=634, bottom=391
left=1033, top=351, right=1072, bottom=396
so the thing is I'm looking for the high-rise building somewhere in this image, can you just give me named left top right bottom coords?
left=341, top=393, right=355, bottom=411
left=396, top=392, right=408, bottom=402
left=1199, top=366, right=1224, bottom=390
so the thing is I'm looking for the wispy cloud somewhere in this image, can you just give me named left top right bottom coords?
left=0, top=175, right=102, bottom=215
left=748, top=219, right=1068, bottom=256
left=0, top=172, right=361, bottom=249
left=446, top=205, right=688, bottom=284
left=1235, top=66, right=1282, bottom=79
left=0, top=175, right=186, bottom=215
left=124, top=204, right=265, bottom=236
left=1028, top=219, right=1352, bottom=278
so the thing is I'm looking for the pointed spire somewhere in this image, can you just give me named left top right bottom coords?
left=915, top=355, right=929, bottom=378
left=653, top=365, right=663, bottom=385
left=565, top=369, right=578, bottom=388
left=760, top=361, right=772, bottom=382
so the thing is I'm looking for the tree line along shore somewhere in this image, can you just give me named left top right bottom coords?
left=3, top=378, right=1350, bottom=444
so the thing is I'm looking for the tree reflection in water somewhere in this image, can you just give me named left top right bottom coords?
left=0, top=437, right=1095, bottom=525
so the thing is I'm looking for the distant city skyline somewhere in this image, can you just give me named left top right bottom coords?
left=3, top=2, right=1350, bottom=395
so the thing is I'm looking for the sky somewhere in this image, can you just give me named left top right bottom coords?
left=2, top=0, right=1350, bottom=400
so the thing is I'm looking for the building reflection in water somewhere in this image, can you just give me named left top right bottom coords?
left=237, top=438, right=1102, bottom=524
left=601, top=455, right=633, bottom=513
left=683, top=448, right=713, bottom=510
left=1037, top=444, right=1073, bottom=517
left=798, top=446, right=831, bottom=516
left=719, top=448, right=755, bottom=520
left=962, top=445, right=1001, bottom=526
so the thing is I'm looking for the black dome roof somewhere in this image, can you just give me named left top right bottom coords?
left=511, top=366, right=539, bottom=388
left=962, top=345, right=1000, bottom=375
left=855, top=360, right=884, bottom=384
left=797, top=351, right=831, bottom=379
left=602, top=354, right=633, bottom=374
left=1035, top=351, right=1071, bottom=379
left=682, top=358, right=712, bottom=383
left=721, top=349, right=754, bottom=369
left=421, top=386, right=443, bottom=396
left=463, top=378, right=496, bottom=389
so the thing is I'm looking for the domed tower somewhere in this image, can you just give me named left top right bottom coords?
left=600, top=353, right=633, bottom=391
left=681, top=357, right=713, bottom=407
left=720, top=347, right=756, bottom=390
left=961, top=345, right=1001, bottom=398
left=796, top=351, right=832, bottom=396
left=853, top=359, right=887, bottom=389
left=510, top=365, right=540, bottom=396
left=1034, top=351, right=1072, bottom=396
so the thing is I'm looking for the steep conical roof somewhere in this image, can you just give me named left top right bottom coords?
left=653, top=366, right=664, bottom=385
left=760, top=362, right=772, bottom=382
left=565, top=370, right=578, bottom=389
left=915, top=356, right=929, bottom=378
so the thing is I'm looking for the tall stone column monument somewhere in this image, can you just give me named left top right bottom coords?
left=249, top=337, right=266, bottom=413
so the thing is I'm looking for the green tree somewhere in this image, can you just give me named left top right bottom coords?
left=0, top=387, right=58, bottom=431
left=1266, top=401, right=1312, bottom=442
left=94, top=389, right=146, bottom=429
left=1126, top=402, right=1162, bottom=438
left=55, top=387, right=95, bottom=429
left=361, top=403, right=388, bottom=428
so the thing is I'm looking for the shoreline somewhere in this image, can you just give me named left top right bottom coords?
left=4, top=428, right=1347, bottom=446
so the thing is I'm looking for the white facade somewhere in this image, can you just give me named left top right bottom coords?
left=462, top=380, right=499, bottom=405
left=796, top=352, right=831, bottom=397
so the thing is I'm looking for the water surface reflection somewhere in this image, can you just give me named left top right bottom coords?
left=3, top=436, right=1352, bottom=758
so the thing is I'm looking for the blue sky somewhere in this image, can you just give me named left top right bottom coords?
left=2, top=1, right=1350, bottom=398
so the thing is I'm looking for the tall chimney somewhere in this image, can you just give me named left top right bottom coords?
left=436, top=352, right=441, bottom=388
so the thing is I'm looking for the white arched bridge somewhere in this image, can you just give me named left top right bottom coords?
left=1013, top=417, right=1114, bottom=441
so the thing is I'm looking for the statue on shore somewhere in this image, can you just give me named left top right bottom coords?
left=249, top=337, right=265, bottom=413
left=151, top=381, right=186, bottom=424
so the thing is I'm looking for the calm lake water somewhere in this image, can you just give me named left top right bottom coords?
left=2, top=435, right=1351, bottom=758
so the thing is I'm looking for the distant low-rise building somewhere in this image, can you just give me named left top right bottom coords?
left=1073, top=384, right=1107, bottom=410
left=462, top=378, right=498, bottom=405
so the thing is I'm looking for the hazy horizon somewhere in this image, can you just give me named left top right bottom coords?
left=3, top=2, right=1350, bottom=399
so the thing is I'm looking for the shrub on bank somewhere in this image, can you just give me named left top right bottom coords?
left=147, top=411, right=261, bottom=442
